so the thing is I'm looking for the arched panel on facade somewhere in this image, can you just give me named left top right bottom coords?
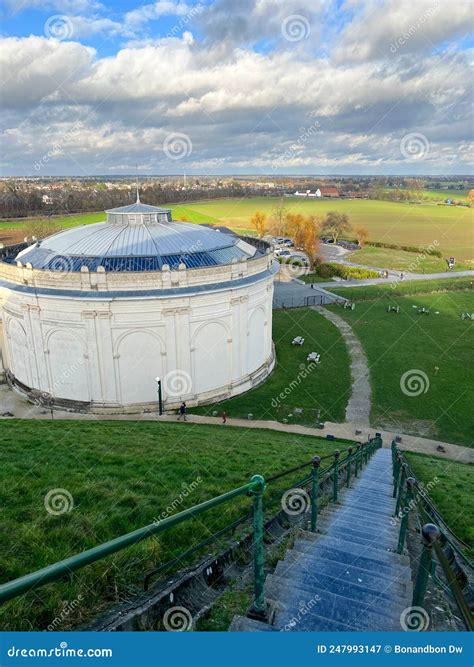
left=117, top=330, right=162, bottom=404
left=7, top=318, right=31, bottom=387
left=247, top=307, right=266, bottom=374
left=47, top=330, right=90, bottom=401
left=192, top=321, right=230, bottom=394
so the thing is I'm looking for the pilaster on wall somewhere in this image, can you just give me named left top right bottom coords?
left=81, top=310, right=103, bottom=402
left=95, top=310, right=118, bottom=404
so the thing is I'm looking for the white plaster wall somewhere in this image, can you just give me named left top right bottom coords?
left=0, top=271, right=274, bottom=410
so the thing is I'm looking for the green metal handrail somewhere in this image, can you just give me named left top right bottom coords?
left=0, top=477, right=263, bottom=606
left=0, top=436, right=382, bottom=619
left=391, top=441, right=474, bottom=631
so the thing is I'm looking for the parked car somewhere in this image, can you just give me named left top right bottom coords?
left=275, top=248, right=291, bottom=257
left=282, top=239, right=294, bottom=247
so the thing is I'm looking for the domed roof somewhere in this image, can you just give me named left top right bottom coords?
left=15, top=197, right=260, bottom=273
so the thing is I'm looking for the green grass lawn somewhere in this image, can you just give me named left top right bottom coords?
left=0, top=419, right=346, bottom=631
left=326, top=291, right=474, bottom=446
left=328, top=276, right=474, bottom=301
left=193, top=308, right=351, bottom=426
left=405, top=452, right=473, bottom=549
left=2, top=196, right=473, bottom=260
left=349, top=246, right=473, bottom=273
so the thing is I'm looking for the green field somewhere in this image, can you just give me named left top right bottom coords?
left=405, top=452, right=473, bottom=549
left=2, top=196, right=473, bottom=260
left=327, top=291, right=474, bottom=446
left=0, top=419, right=345, bottom=631
left=328, top=276, right=474, bottom=301
left=350, top=246, right=473, bottom=273
left=193, top=308, right=351, bottom=425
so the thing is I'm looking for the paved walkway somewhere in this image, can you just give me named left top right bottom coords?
left=313, top=306, right=371, bottom=425
left=1, top=385, right=472, bottom=463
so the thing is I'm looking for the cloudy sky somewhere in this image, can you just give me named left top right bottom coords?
left=0, top=0, right=473, bottom=176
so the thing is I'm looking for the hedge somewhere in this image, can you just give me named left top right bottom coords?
left=366, top=241, right=442, bottom=258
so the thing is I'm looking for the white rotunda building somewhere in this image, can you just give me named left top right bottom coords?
left=0, top=197, right=276, bottom=412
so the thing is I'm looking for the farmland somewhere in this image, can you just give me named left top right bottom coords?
left=1, top=196, right=472, bottom=261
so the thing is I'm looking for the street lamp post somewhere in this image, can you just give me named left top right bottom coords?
left=155, top=377, right=163, bottom=416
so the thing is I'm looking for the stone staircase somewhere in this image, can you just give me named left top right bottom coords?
left=231, top=448, right=412, bottom=632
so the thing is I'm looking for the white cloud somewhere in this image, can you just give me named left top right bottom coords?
left=124, top=1, right=197, bottom=30
left=0, top=5, right=472, bottom=176
left=334, top=0, right=473, bottom=62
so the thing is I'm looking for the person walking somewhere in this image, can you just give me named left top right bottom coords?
left=178, top=402, right=187, bottom=421
left=222, top=411, right=227, bottom=424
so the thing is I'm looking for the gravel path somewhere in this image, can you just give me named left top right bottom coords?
left=312, top=306, right=371, bottom=426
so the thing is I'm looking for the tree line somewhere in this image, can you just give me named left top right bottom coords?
left=251, top=200, right=369, bottom=268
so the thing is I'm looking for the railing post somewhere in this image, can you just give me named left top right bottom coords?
left=397, top=477, right=415, bottom=554
left=310, top=456, right=321, bottom=532
left=354, top=444, right=361, bottom=477
left=333, top=450, right=340, bottom=502
left=395, top=463, right=408, bottom=517
left=412, top=523, right=440, bottom=608
left=393, top=452, right=401, bottom=497
left=249, top=474, right=267, bottom=618
left=346, top=448, right=352, bottom=488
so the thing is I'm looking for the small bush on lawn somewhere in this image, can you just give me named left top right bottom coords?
left=310, top=261, right=379, bottom=280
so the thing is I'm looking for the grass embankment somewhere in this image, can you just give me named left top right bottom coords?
left=193, top=308, right=351, bottom=426
left=2, top=196, right=473, bottom=260
left=327, top=291, right=474, bottom=446
left=0, top=420, right=347, bottom=630
left=405, top=452, right=474, bottom=549
left=349, top=246, right=473, bottom=273
left=328, top=276, right=473, bottom=301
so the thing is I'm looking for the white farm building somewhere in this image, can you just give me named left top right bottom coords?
left=0, top=197, right=276, bottom=412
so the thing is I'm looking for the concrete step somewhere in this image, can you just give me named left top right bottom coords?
left=281, top=550, right=412, bottom=590
left=321, top=508, right=397, bottom=526
left=292, top=535, right=408, bottom=566
left=267, top=570, right=410, bottom=610
left=274, top=560, right=410, bottom=603
left=228, top=615, right=274, bottom=632
left=323, top=504, right=395, bottom=520
left=267, top=577, right=400, bottom=631
left=304, top=526, right=398, bottom=551
left=290, top=541, right=410, bottom=575
left=317, top=514, right=396, bottom=534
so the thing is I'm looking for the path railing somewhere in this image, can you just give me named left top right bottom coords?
left=0, top=436, right=382, bottom=620
left=391, top=441, right=474, bottom=631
